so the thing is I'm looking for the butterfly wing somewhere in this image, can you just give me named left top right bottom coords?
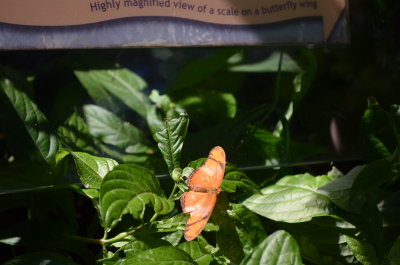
left=188, top=146, right=226, bottom=190
left=181, top=190, right=217, bottom=241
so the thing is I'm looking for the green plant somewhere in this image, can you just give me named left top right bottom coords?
left=0, top=44, right=399, bottom=264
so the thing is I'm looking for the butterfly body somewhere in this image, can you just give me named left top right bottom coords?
left=190, top=186, right=222, bottom=193
left=180, top=146, right=226, bottom=241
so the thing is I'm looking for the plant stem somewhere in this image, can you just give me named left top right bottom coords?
left=102, top=224, right=144, bottom=245
left=64, top=225, right=145, bottom=246
left=149, top=212, right=159, bottom=222
left=168, top=183, right=178, bottom=200
left=102, top=229, right=108, bottom=257
left=63, top=234, right=104, bottom=245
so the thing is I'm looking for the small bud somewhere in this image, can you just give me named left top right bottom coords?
left=182, top=167, right=195, bottom=180
left=172, top=168, right=183, bottom=182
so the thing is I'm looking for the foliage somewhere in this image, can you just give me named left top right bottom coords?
left=1, top=3, right=400, bottom=262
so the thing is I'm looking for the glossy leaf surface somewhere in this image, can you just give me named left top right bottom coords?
left=240, top=230, right=302, bottom=265
left=100, top=164, right=174, bottom=228
left=153, top=113, right=189, bottom=175
left=243, top=173, right=333, bottom=223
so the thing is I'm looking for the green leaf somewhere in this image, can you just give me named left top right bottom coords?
left=319, top=166, right=365, bottom=212
left=81, top=188, right=100, bottom=213
left=122, top=240, right=151, bottom=257
left=280, top=218, right=356, bottom=265
left=229, top=204, right=267, bottom=257
left=57, top=112, right=98, bottom=153
left=351, top=159, right=393, bottom=198
left=170, top=48, right=239, bottom=92
left=230, top=51, right=302, bottom=73
left=295, top=235, right=345, bottom=265
left=361, top=99, right=400, bottom=161
left=70, top=58, right=121, bottom=113
left=100, top=164, right=174, bottom=228
left=123, top=246, right=195, bottom=265
left=176, top=89, right=237, bottom=127
left=240, top=230, right=302, bottom=265
left=162, top=230, right=184, bottom=246
left=81, top=188, right=100, bottom=200
left=65, top=150, right=118, bottom=189
left=83, top=104, right=153, bottom=155
left=242, top=173, right=333, bottom=223
left=345, top=235, right=379, bottom=265
left=178, top=241, right=213, bottom=265
left=212, top=193, right=244, bottom=264
left=153, top=113, right=189, bottom=175
left=149, top=90, right=186, bottom=119
left=221, top=170, right=259, bottom=194
left=154, top=213, right=187, bottom=232
left=319, top=161, right=392, bottom=215
left=75, top=67, right=150, bottom=118
left=187, top=158, right=206, bottom=170
left=146, top=105, right=166, bottom=135
left=0, top=236, right=22, bottom=246
left=242, top=125, right=324, bottom=167
left=387, top=235, right=400, bottom=265
left=0, top=75, right=58, bottom=166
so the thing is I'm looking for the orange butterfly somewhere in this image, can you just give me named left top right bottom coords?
left=180, top=146, right=226, bottom=241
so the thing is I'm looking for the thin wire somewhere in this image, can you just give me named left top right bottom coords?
left=0, top=157, right=362, bottom=193
left=156, top=156, right=362, bottom=179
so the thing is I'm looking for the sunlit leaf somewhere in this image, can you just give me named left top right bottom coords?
left=242, top=173, right=333, bottom=223
left=100, top=164, right=174, bottom=228
left=240, top=230, right=302, bottom=265
left=153, top=113, right=189, bottom=175
left=63, top=150, right=118, bottom=189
